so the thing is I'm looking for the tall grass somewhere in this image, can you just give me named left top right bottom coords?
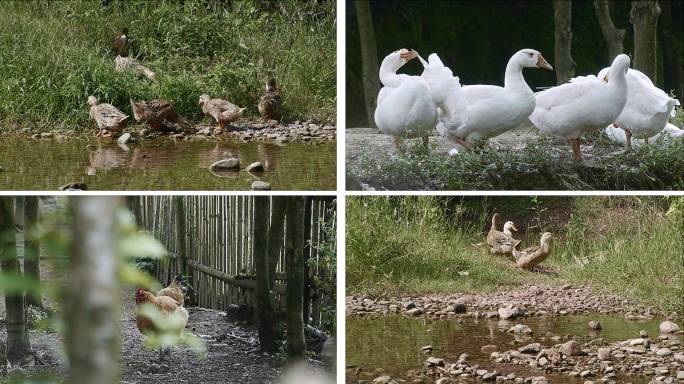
left=346, top=196, right=684, bottom=315
left=0, top=0, right=336, bottom=132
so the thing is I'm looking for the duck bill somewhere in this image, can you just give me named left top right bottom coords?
left=537, top=54, right=553, bottom=70
left=511, top=224, right=518, bottom=232
left=399, top=49, right=416, bottom=61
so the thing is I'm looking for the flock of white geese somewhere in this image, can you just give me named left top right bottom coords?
left=375, top=48, right=682, bottom=160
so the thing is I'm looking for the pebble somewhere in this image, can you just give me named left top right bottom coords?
left=251, top=181, right=271, bottom=190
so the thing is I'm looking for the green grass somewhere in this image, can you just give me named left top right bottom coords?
left=346, top=196, right=684, bottom=315
left=0, top=0, right=336, bottom=132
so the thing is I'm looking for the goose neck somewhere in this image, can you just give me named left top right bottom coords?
left=503, top=58, right=530, bottom=92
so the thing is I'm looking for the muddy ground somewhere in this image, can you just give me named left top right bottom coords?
left=0, top=248, right=333, bottom=383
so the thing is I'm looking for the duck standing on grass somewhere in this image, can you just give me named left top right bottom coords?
left=513, top=232, right=553, bottom=270
left=199, top=94, right=245, bottom=132
left=258, top=78, right=282, bottom=120
left=130, top=98, right=194, bottom=134
left=86, top=96, right=130, bottom=138
left=112, top=27, right=130, bottom=56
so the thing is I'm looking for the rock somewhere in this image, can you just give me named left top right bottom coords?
left=372, top=376, right=391, bottom=384
left=453, top=303, right=467, bottom=313
left=538, top=357, right=548, bottom=366
left=677, top=371, right=684, bottom=380
left=403, top=301, right=416, bottom=310
left=597, top=347, right=611, bottom=360
left=59, top=182, right=87, bottom=191
left=498, top=305, right=523, bottom=319
left=421, top=345, right=433, bottom=352
left=481, top=345, right=498, bottom=353
left=588, top=321, right=602, bottom=330
left=41, top=132, right=53, bottom=138
left=507, top=324, right=532, bottom=335
left=425, top=357, right=444, bottom=366
left=559, top=340, right=582, bottom=356
left=406, top=308, right=423, bottom=316
left=655, top=347, right=672, bottom=357
left=0, top=166, right=3, bottom=172
left=630, top=338, right=645, bottom=346
left=660, top=321, right=680, bottom=333
left=245, top=162, right=265, bottom=172
left=580, top=370, right=593, bottom=378
left=251, top=181, right=271, bottom=190
left=210, top=158, right=240, bottom=170
left=640, top=330, right=648, bottom=337
left=118, top=132, right=133, bottom=144
left=530, top=377, right=548, bottom=384
left=518, top=343, right=541, bottom=353
left=476, top=369, right=488, bottom=376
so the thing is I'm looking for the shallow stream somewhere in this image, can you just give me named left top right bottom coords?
left=0, top=136, right=336, bottom=190
left=346, top=314, right=681, bottom=383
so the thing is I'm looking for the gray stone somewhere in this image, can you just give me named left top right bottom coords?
left=425, top=357, right=444, bottom=366
left=559, top=340, right=582, bottom=356
left=481, top=345, right=498, bottom=353
left=403, top=301, right=416, bottom=310
left=518, top=343, right=541, bottom=353
left=245, top=162, right=265, bottom=172
left=660, top=321, right=680, bottom=333
left=656, top=348, right=672, bottom=357
left=588, top=321, right=602, bottom=330
left=538, top=357, right=548, bottom=366
left=117, top=132, right=132, bottom=144
left=406, top=308, right=423, bottom=316
left=597, top=347, right=611, bottom=360
left=372, top=376, right=391, bottom=384
left=640, top=330, right=648, bottom=337
left=630, top=338, right=645, bottom=346
left=530, top=377, right=548, bottom=384
left=508, top=324, right=533, bottom=335
left=250, top=181, right=271, bottom=190
left=210, top=158, right=240, bottom=170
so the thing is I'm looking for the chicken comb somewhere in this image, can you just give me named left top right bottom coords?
left=135, top=286, right=146, bottom=295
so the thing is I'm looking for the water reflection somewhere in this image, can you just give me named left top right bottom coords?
left=0, top=136, right=335, bottom=190
left=346, top=314, right=678, bottom=384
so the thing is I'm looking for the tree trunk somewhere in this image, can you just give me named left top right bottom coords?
left=254, top=197, right=282, bottom=354
left=23, top=196, right=43, bottom=309
left=355, top=1, right=380, bottom=128
left=302, top=197, right=312, bottom=326
left=554, top=0, right=576, bottom=85
left=65, top=197, right=120, bottom=384
left=0, top=197, right=31, bottom=366
left=658, top=0, right=682, bottom=105
left=267, top=197, right=286, bottom=290
left=174, top=196, right=188, bottom=278
left=594, top=0, right=625, bottom=63
left=125, top=196, right=142, bottom=226
left=285, top=197, right=306, bottom=364
left=630, top=0, right=660, bottom=82
left=14, top=197, right=24, bottom=230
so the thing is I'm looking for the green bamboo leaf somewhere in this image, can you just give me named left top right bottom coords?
left=119, top=234, right=168, bottom=259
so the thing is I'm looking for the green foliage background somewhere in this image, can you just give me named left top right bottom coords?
left=0, top=0, right=336, bottom=132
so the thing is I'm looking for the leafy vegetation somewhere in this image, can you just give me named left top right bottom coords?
left=346, top=196, right=684, bottom=315
left=0, top=0, right=336, bottom=132
left=307, top=200, right=337, bottom=335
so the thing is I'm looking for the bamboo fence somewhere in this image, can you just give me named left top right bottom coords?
left=136, top=196, right=335, bottom=330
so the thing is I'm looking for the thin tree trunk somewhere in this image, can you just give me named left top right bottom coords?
left=355, top=1, right=380, bottom=128
left=658, top=0, right=682, bottom=104
left=14, top=197, right=24, bottom=230
left=24, top=196, right=43, bottom=309
left=302, top=197, right=312, bottom=326
left=0, top=197, right=31, bottom=366
left=125, top=196, right=142, bottom=226
left=254, top=197, right=282, bottom=353
left=65, top=197, right=120, bottom=384
left=174, top=196, right=187, bottom=278
left=594, top=0, right=625, bottom=62
left=630, top=0, right=661, bottom=82
left=554, top=0, right=576, bottom=85
left=285, top=197, right=306, bottom=364
left=268, top=197, right=286, bottom=290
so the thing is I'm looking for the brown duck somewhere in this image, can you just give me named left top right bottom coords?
left=513, top=232, right=553, bottom=270
left=486, top=213, right=519, bottom=256
left=258, top=78, right=282, bottom=119
left=130, top=98, right=194, bottom=133
left=198, top=94, right=245, bottom=132
left=87, top=96, right=130, bottom=138
left=112, top=28, right=130, bottom=55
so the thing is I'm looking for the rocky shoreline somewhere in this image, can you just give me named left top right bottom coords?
left=346, top=284, right=684, bottom=384
left=21, top=119, right=337, bottom=144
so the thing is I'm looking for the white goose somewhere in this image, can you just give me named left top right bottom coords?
left=596, top=67, right=680, bottom=151
left=408, top=50, right=468, bottom=137
left=438, top=49, right=553, bottom=151
left=605, top=122, right=684, bottom=147
left=530, top=54, right=631, bottom=160
left=374, top=49, right=439, bottom=146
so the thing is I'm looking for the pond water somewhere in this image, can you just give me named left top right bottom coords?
left=346, top=314, right=681, bottom=384
left=0, top=136, right=336, bottom=190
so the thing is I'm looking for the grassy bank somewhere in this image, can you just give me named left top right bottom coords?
left=346, top=196, right=684, bottom=315
left=0, top=0, right=336, bottom=132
